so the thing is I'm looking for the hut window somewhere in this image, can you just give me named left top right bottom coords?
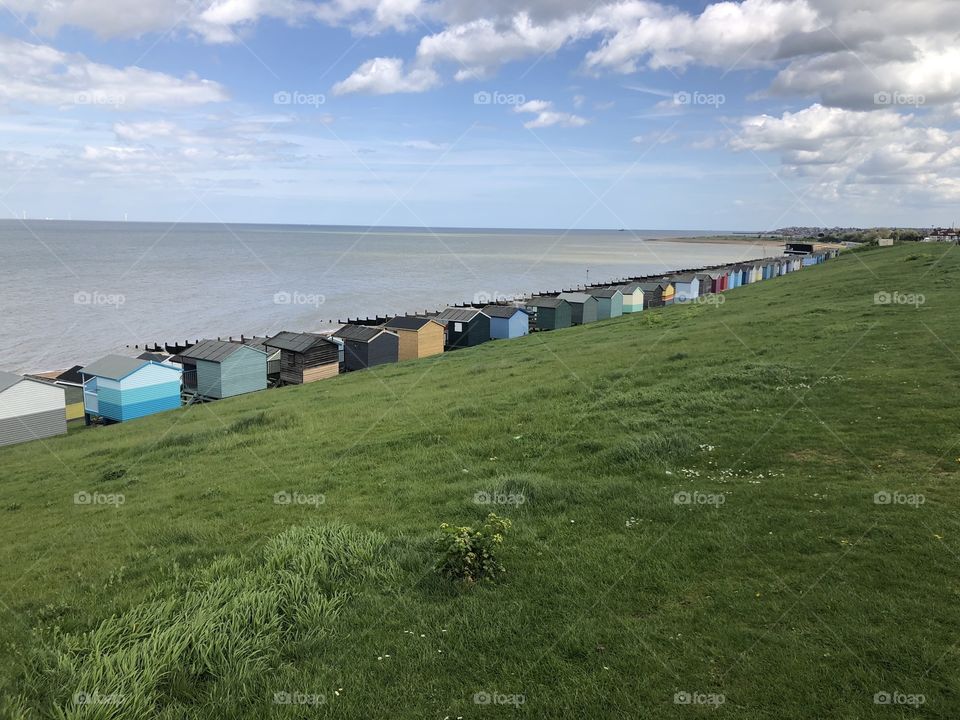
left=454, top=322, right=463, bottom=332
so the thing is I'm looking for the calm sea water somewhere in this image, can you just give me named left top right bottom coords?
left=0, top=220, right=782, bottom=373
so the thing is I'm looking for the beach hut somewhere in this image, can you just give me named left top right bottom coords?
left=752, top=264, right=763, bottom=283
left=436, top=308, right=491, bottom=349
left=557, top=292, right=599, bottom=324
left=264, top=332, right=339, bottom=385
left=669, top=274, right=700, bottom=303
left=763, top=263, right=774, bottom=280
left=661, top=282, right=676, bottom=305
left=636, top=282, right=666, bottom=308
left=617, top=283, right=645, bottom=313
left=588, top=287, right=624, bottom=320
left=482, top=305, right=530, bottom=340
left=80, top=355, right=182, bottom=424
left=384, top=316, right=446, bottom=360
left=708, top=272, right=728, bottom=293
left=525, top=297, right=572, bottom=331
left=695, top=273, right=713, bottom=296
left=332, top=325, right=400, bottom=371
left=30, top=366, right=85, bottom=422
left=179, top=339, right=267, bottom=400
left=0, top=371, right=67, bottom=447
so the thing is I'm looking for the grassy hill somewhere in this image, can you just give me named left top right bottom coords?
left=1, top=244, right=958, bottom=718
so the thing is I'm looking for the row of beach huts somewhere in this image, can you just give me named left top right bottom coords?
left=0, top=249, right=837, bottom=448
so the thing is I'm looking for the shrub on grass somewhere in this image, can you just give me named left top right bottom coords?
left=436, top=513, right=511, bottom=585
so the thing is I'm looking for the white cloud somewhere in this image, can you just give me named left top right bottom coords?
left=332, top=57, right=440, bottom=95
left=514, top=99, right=588, bottom=128
left=0, top=37, right=227, bottom=109
left=730, top=103, right=960, bottom=203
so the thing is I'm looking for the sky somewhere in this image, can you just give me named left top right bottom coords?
left=0, top=0, right=958, bottom=230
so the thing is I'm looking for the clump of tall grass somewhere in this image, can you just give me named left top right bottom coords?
left=21, top=525, right=393, bottom=718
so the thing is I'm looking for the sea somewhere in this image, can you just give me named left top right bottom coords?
left=0, top=220, right=783, bottom=373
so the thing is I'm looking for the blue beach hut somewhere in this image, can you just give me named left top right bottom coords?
left=81, top=355, right=182, bottom=423
left=483, top=305, right=530, bottom=339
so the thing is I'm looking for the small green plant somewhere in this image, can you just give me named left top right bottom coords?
left=436, top=513, right=511, bottom=584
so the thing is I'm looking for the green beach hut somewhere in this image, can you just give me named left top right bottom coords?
left=525, top=297, right=572, bottom=331
left=588, top=287, right=624, bottom=320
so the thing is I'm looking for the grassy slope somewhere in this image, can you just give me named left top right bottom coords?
left=1, top=244, right=958, bottom=718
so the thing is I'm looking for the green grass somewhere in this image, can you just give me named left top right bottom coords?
left=1, top=244, right=958, bottom=718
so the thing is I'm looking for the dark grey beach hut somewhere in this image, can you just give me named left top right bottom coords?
left=557, top=292, right=599, bottom=324
left=332, top=325, right=400, bottom=371
left=436, top=308, right=491, bottom=349
left=636, top=282, right=666, bottom=308
left=525, top=297, right=572, bottom=331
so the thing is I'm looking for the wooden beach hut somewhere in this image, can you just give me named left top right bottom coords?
left=384, top=316, right=446, bottom=360
left=482, top=305, right=530, bottom=340
left=436, top=308, right=491, bottom=349
left=617, top=283, right=644, bottom=313
left=669, top=274, right=700, bottom=303
left=264, top=332, right=339, bottom=385
left=588, top=287, right=624, bottom=320
left=80, top=355, right=182, bottom=424
left=661, top=281, right=676, bottom=305
left=179, top=339, right=267, bottom=400
left=332, top=325, right=400, bottom=371
left=0, top=371, right=67, bottom=447
left=557, top=292, right=599, bottom=324
left=696, top=273, right=713, bottom=296
left=525, top=297, right=572, bottom=331
left=636, top=282, right=666, bottom=308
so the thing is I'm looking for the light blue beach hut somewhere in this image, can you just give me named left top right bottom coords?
left=81, top=355, right=182, bottom=423
left=483, top=305, right=530, bottom=339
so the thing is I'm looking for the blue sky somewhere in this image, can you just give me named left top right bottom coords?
left=1, top=0, right=958, bottom=229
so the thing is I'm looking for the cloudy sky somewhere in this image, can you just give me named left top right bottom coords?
left=1, top=0, right=958, bottom=229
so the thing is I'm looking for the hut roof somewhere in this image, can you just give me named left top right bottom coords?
left=55, top=365, right=85, bottom=385
left=557, top=292, right=594, bottom=304
left=265, top=332, right=333, bottom=353
left=0, top=371, right=22, bottom=394
left=618, top=282, right=644, bottom=293
left=436, top=307, right=488, bottom=322
left=137, top=352, right=170, bottom=363
left=180, top=339, right=262, bottom=363
left=333, top=325, right=392, bottom=342
left=481, top=305, right=528, bottom=319
left=589, top=286, right=623, bottom=299
left=81, top=355, right=148, bottom=381
left=526, top=297, right=568, bottom=308
left=385, top=316, right=442, bottom=331
left=669, top=273, right=698, bottom=282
